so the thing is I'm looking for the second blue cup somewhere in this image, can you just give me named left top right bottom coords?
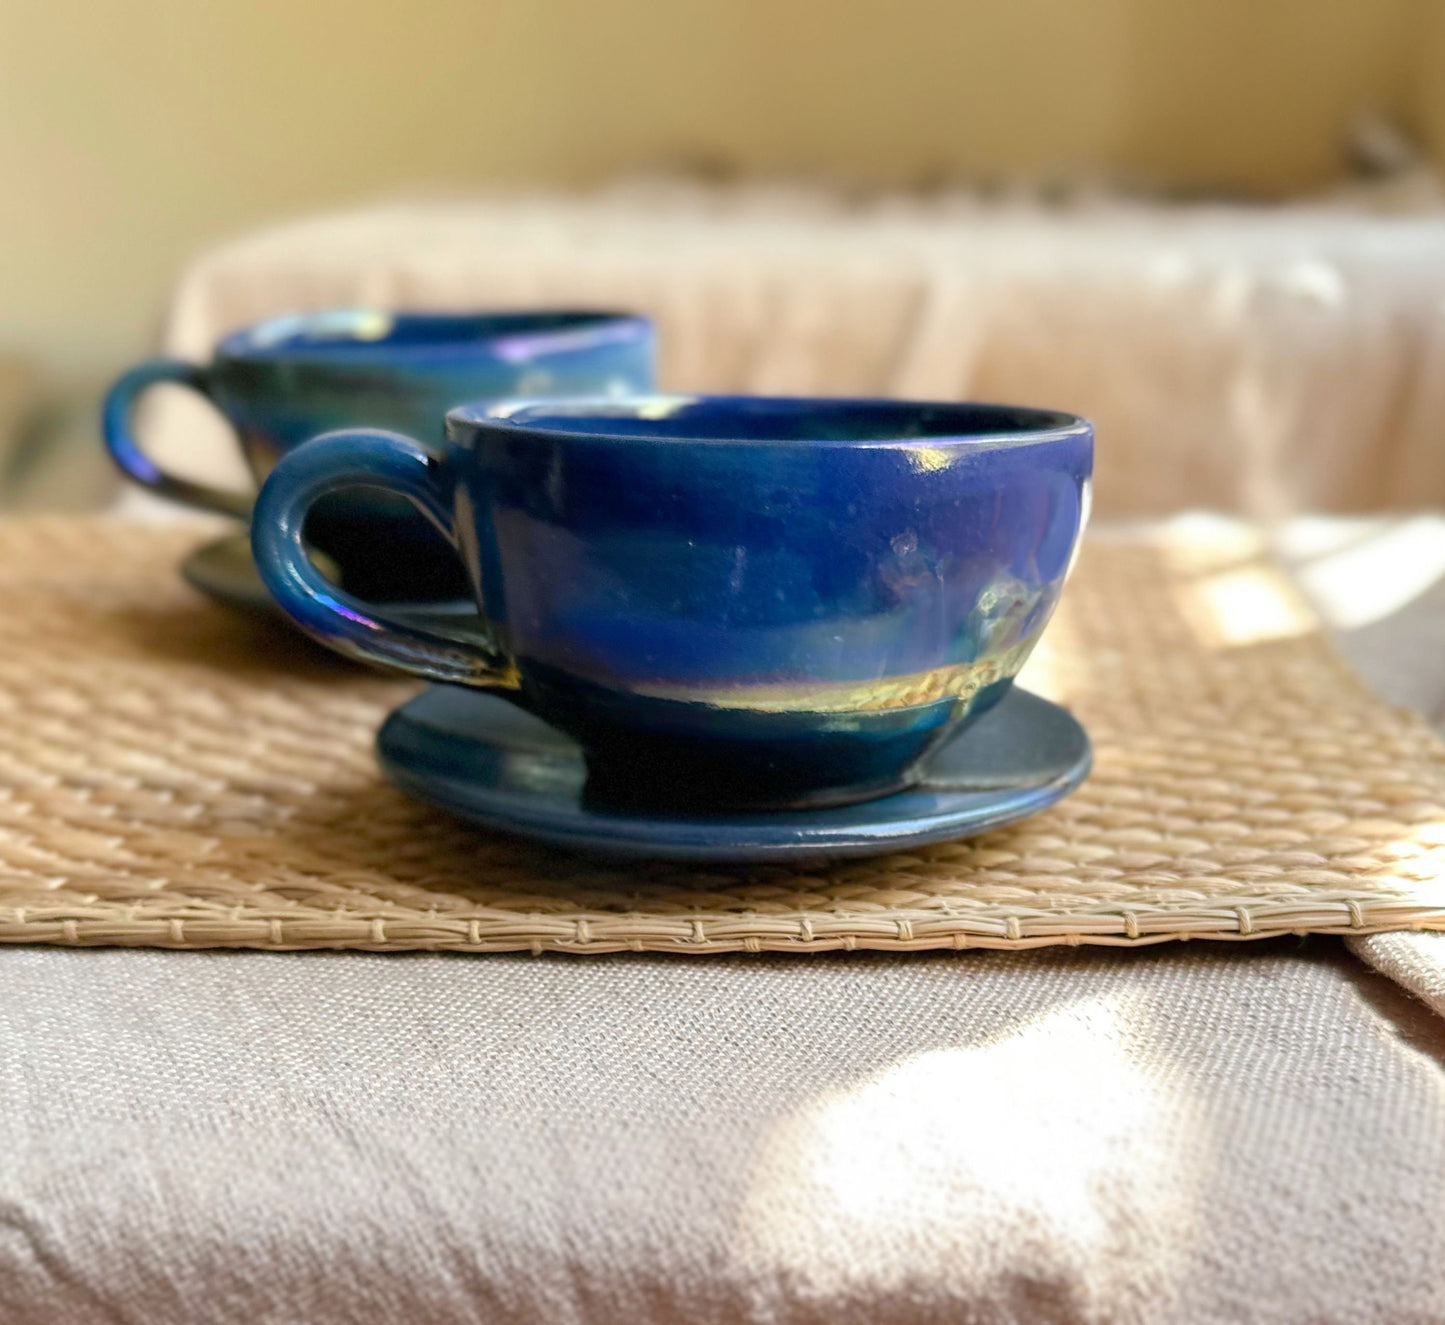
left=103, top=309, right=655, bottom=598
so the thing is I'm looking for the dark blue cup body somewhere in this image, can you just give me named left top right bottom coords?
left=253, top=395, right=1093, bottom=810
left=103, top=309, right=655, bottom=597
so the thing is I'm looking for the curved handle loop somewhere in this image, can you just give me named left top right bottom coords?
left=251, top=428, right=517, bottom=688
left=102, top=358, right=254, bottom=519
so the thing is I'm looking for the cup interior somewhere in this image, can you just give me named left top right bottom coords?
left=471, top=394, right=1082, bottom=445
left=219, top=310, right=641, bottom=361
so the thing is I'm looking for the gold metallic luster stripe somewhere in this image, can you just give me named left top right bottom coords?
left=630, top=643, right=1034, bottom=714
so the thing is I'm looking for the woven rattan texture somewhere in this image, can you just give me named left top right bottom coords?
left=1, top=518, right=1443, bottom=953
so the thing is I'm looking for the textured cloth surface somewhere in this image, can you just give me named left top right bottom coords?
left=1277, top=514, right=1445, bottom=739
left=0, top=941, right=1443, bottom=1325
left=1351, top=930, right=1445, bottom=1020
left=0, top=518, right=1442, bottom=951
left=1277, top=511, right=1445, bottom=1018
left=123, top=183, right=1445, bottom=521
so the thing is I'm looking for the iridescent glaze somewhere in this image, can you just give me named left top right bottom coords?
left=253, top=395, right=1093, bottom=810
left=103, top=310, right=654, bottom=597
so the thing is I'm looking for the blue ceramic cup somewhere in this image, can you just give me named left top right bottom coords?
left=103, top=309, right=654, bottom=597
left=253, top=395, right=1093, bottom=811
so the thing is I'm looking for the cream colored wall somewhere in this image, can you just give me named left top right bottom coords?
left=1414, top=0, right=1445, bottom=167
left=0, top=0, right=1434, bottom=377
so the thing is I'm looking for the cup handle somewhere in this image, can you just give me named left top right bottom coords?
left=252, top=428, right=519, bottom=688
left=102, top=358, right=255, bottom=519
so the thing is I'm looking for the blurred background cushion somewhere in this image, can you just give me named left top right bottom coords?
left=114, top=181, right=1445, bottom=522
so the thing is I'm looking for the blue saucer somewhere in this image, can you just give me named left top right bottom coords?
left=376, top=684, right=1091, bottom=863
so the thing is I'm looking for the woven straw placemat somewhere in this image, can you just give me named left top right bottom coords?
left=0, top=517, right=1442, bottom=954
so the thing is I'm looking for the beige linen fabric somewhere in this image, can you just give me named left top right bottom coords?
left=0, top=940, right=1443, bottom=1325
left=125, top=182, right=1445, bottom=520
left=1275, top=514, right=1445, bottom=737
left=1281, top=513, right=1445, bottom=1014
left=1351, top=931, right=1445, bottom=1019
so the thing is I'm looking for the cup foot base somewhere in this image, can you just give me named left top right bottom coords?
left=520, top=660, right=1003, bottom=813
left=374, top=682, right=1091, bottom=862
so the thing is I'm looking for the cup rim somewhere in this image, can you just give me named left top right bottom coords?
left=452, top=393, right=1091, bottom=450
left=214, top=309, right=651, bottom=365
